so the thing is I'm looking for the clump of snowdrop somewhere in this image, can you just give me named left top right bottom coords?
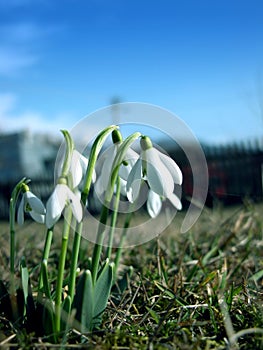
left=7, top=125, right=183, bottom=343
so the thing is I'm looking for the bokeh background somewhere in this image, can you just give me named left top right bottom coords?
left=0, top=0, right=263, bottom=218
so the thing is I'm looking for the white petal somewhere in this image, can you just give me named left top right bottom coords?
left=70, top=150, right=89, bottom=188
left=66, top=188, right=83, bottom=223
left=46, top=184, right=67, bottom=228
left=146, top=148, right=174, bottom=197
left=119, top=178, right=128, bottom=196
left=119, top=148, right=139, bottom=181
left=168, top=193, right=182, bottom=210
left=147, top=190, right=162, bottom=218
left=26, top=191, right=46, bottom=214
left=30, top=211, right=45, bottom=224
left=94, top=175, right=106, bottom=196
left=158, top=151, right=183, bottom=185
left=92, top=169, right=96, bottom=183
left=97, top=145, right=117, bottom=193
left=17, top=195, right=25, bottom=225
left=126, top=158, right=142, bottom=202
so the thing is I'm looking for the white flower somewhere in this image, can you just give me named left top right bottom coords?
left=17, top=190, right=46, bottom=225
left=95, top=144, right=139, bottom=197
left=57, top=149, right=95, bottom=189
left=70, top=150, right=96, bottom=188
left=127, top=137, right=183, bottom=217
left=45, top=183, right=83, bottom=228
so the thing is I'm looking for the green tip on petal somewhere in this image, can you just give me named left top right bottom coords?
left=140, top=136, right=152, bottom=151
left=112, top=129, right=123, bottom=144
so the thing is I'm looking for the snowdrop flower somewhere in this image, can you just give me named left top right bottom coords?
left=127, top=136, right=183, bottom=217
left=70, top=150, right=96, bottom=188
left=17, top=184, right=46, bottom=225
left=45, top=177, right=83, bottom=228
left=95, top=130, right=139, bottom=197
left=57, top=149, right=95, bottom=189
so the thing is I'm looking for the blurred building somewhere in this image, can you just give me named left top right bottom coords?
left=0, top=130, right=58, bottom=183
left=0, top=130, right=59, bottom=219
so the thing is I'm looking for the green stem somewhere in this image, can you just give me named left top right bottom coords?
left=106, top=176, right=121, bottom=259
left=9, top=198, right=17, bottom=320
left=91, top=131, right=141, bottom=283
left=9, top=198, right=15, bottom=277
left=37, top=228, right=53, bottom=299
left=114, top=208, right=133, bottom=274
left=68, top=221, right=83, bottom=301
left=91, top=203, right=110, bottom=283
left=54, top=208, right=72, bottom=335
left=8, top=177, right=28, bottom=320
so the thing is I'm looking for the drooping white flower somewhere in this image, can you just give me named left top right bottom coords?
left=17, top=188, right=46, bottom=225
left=127, top=136, right=183, bottom=217
left=95, top=141, right=139, bottom=197
left=70, top=150, right=96, bottom=188
left=45, top=181, right=83, bottom=228
left=56, top=149, right=95, bottom=189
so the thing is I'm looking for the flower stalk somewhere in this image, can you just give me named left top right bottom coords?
left=54, top=206, right=72, bottom=334
left=68, top=125, right=119, bottom=301
left=91, top=131, right=141, bottom=283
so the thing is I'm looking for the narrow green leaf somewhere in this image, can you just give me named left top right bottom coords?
left=41, top=259, right=52, bottom=300
left=61, top=295, right=71, bottom=332
left=81, top=270, right=94, bottom=333
left=20, top=257, right=29, bottom=316
left=42, top=299, right=56, bottom=342
left=93, top=260, right=114, bottom=327
left=74, top=270, right=94, bottom=333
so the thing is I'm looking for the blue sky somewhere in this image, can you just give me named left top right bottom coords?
left=0, top=0, right=262, bottom=144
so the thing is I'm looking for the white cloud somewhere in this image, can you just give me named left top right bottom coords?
left=0, top=93, right=74, bottom=136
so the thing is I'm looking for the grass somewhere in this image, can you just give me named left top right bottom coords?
left=0, top=201, right=263, bottom=349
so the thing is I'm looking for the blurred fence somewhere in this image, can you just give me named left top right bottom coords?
left=178, top=140, right=263, bottom=206
left=1, top=139, right=263, bottom=219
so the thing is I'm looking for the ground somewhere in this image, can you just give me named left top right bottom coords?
left=0, top=202, right=262, bottom=349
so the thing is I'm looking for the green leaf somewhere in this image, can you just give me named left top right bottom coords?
left=42, top=299, right=56, bottom=342
left=61, top=295, right=71, bottom=332
left=93, top=260, right=114, bottom=328
left=41, top=259, right=52, bottom=300
left=20, top=257, right=29, bottom=316
left=74, top=270, right=94, bottom=333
